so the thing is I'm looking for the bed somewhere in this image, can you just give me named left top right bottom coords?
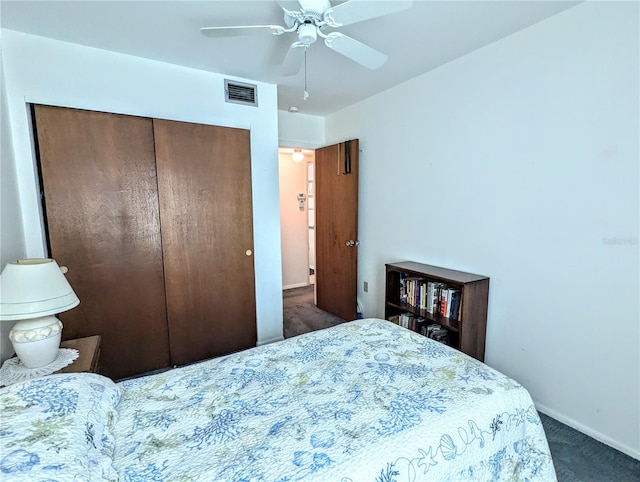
left=0, top=318, right=556, bottom=481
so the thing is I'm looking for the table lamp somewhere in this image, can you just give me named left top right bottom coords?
left=0, top=258, right=79, bottom=368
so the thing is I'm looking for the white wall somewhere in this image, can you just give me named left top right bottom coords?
left=0, top=34, right=26, bottom=360
left=1, top=30, right=284, bottom=347
left=278, top=110, right=325, bottom=149
left=279, top=149, right=310, bottom=289
left=326, top=1, right=639, bottom=459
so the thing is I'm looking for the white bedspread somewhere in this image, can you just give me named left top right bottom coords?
left=113, top=318, right=556, bottom=481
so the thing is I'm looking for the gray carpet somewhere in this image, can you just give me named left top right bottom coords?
left=283, top=287, right=640, bottom=480
left=283, top=285, right=345, bottom=338
left=539, top=413, right=640, bottom=482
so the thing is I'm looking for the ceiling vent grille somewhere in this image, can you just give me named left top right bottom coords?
left=225, top=80, right=258, bottom=107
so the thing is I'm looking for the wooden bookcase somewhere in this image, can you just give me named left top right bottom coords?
left=384, top=261, right=489, bottom=361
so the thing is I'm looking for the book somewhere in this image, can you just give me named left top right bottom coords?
left=440, top=288, right=448, bottom=316
left=399, top=276, right=407, bottom=303
left=426, top=282, right=435, bottom=314
left=398, top=312, right=414, bottom=329
left=431, top=283, right=442, bottom=314
left=449, top=291, right=461, bottom=321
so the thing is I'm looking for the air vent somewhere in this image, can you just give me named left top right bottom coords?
left=225, top=80, right=258, bottom=107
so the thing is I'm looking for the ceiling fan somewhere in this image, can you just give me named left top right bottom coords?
left=201, top=0, right=413, bottom=76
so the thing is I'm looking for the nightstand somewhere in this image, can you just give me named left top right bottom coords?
left=57, top=335, right=101, bottom=374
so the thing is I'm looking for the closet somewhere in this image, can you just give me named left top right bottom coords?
left=33, top=105, right=256, bottom=380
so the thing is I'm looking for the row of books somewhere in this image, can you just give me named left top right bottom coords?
left=399, top=277, right=462, bottom=321
left=389, top=312, right=419, bottom=330
left=388, top=313, right=451, bottom=345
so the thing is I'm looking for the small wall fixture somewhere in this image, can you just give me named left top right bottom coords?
left=292, top=149, right=305, bottom=162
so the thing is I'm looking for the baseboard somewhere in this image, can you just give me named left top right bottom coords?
left=256, top=335, right=284, bottom=347
left=535, top=401, right=640, bottom=461
left=283, top=282, right=310, bottom=290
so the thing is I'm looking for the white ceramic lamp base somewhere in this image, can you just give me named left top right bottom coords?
left=9, top=316, right=63, bottom=368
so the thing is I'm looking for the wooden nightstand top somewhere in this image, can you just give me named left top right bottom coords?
left=57, top=335, right=101, bottom=374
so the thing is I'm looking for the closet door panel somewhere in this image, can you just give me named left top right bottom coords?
left=34, top=105, right=170, bottom=380
left=153, top=119, right=256, bottom=366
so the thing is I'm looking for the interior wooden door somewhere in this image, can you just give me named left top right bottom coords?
left=315, top=139, right=359, bottom=320
left=153, top=119, right=256, bottom=366
left=34, top=105, right=170, bottom=380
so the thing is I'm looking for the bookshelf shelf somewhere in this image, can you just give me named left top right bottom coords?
left=386, top=301, right=460, bottom=332
left=384, top=261, right=489, bottom=361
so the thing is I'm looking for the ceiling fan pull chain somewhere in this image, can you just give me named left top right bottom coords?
left=303, top=46, right=309, bottom=101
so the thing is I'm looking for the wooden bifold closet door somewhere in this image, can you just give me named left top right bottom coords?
left=34, top=105, right=256, bottom=379
left=153, top=119, right=256, bottom=366
left=34, top=106, right=170, bottom=380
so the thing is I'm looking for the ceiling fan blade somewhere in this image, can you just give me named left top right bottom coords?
left=324, top=0, right=413, bottom=28
left=200, top=25, right=285, bottom=38
left=281, top=42, right=306, bottom=76
left=324, top=32, right=387, bottom=70
left=277, top=0, right=301, bottom=11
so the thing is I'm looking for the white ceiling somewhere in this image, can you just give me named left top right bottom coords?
left=1, top=0, right=581, bottom=116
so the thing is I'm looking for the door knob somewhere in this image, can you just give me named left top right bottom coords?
left=345, top=240, right=360, bottom=247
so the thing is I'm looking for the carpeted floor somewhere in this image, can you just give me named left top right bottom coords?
left=539, top=413, right=640, bottom=482
left=283, top=286, right=640, bottom=480
left=283, top=285, right=345, bottom=338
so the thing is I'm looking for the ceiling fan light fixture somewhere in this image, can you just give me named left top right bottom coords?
left=298, top=23, right=317, bottom=46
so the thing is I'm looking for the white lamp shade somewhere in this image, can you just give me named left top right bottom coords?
left=0, top=258, right=80, bottom=320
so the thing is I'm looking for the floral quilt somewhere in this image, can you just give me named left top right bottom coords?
left=113, top=318, right=556, bottom=481
left=0, top=372, right=121, bottom=480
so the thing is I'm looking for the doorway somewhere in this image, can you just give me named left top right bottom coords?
left=279, top=146, right=329, bottom=337
left=278, top=147, right=316, bottom=292
left=279, top=140, right=359, bottom=333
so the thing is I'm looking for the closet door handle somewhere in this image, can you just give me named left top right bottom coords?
left=345, top=240, right=359, bottom=247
